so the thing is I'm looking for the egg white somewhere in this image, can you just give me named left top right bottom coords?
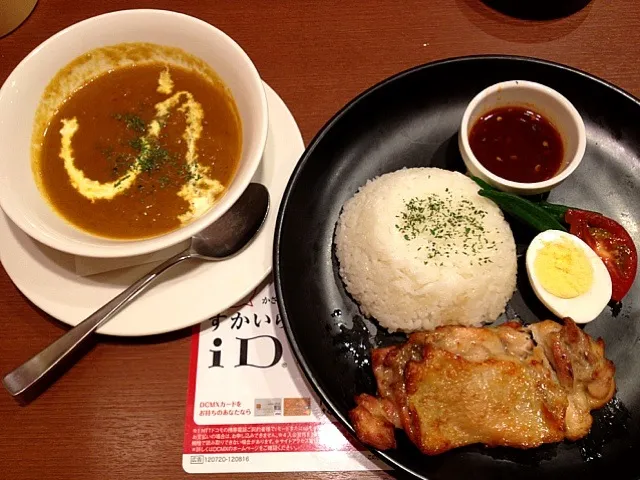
left=525, top=229, right=612, bottom=324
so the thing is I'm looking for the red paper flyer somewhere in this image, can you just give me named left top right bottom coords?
left=182, top=281, right=389, bottom=473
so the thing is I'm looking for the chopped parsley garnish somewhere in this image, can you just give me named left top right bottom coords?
left=106, top=111, right=204, bottom=190
left=135, top=138, right=174, bottom=174
left=395, top=189, right=497, bottom=265
left=114, top=113, right=147, bottom=134
left=114, top=174, right=130, bottom=188
left=129, top=137, right=144, bottom=152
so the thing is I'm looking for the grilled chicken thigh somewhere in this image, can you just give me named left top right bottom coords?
left=350, top=318, right=615, bottom=454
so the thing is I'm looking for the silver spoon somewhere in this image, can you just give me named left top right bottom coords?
left=3, top=183, right=270, bottom=400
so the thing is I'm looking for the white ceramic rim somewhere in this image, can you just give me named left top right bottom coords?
left=459, top=80, right=586, bottom=191
left=0, top=9, right=269, bottom=258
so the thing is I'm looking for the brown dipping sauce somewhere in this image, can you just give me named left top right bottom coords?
left=468, top=106, right=563, bottom=183
left=37, top=63, right=241, bottom=239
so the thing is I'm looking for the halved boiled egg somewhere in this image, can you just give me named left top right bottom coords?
left=526, top=230, right=612, bottom=324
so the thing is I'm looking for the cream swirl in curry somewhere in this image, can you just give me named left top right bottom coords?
left=32, top=44, right=242, bottom=239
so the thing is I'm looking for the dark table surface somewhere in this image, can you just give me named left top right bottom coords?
left=1, top=1, right=639, bottom=478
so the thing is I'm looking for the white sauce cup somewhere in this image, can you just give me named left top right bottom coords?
left=458, top=80, right=586, bottom=195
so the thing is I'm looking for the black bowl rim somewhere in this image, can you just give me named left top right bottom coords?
left=273, top=54, right=640, bottom=478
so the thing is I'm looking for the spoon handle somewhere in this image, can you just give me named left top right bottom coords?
left=2, top=249, right=192, bottom=400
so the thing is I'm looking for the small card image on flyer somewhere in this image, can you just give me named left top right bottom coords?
left=254, top=398, right=283, bottom=417
left=283, top=398, right=311, bottom=416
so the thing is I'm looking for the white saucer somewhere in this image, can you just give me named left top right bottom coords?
left=0, top=82, right=304, bottom=336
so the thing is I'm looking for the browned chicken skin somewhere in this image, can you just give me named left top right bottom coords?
left=349, top=318, right=615, bottom=454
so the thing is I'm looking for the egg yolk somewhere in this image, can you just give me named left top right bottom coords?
left=534, top=237, right=594, bottom=298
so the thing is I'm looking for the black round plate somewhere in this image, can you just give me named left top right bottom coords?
left=274, top=56, right=640, bottom=480
left=482, top=0, right=592, bottom=19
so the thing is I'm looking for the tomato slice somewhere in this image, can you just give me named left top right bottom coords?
left=565, top=209, right=638, bottom=302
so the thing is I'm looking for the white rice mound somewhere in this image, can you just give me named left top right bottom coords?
left=334, top=168, right=517, bottom=332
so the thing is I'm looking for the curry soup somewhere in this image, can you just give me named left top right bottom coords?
left=36, top=62, right=241, bottom=239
